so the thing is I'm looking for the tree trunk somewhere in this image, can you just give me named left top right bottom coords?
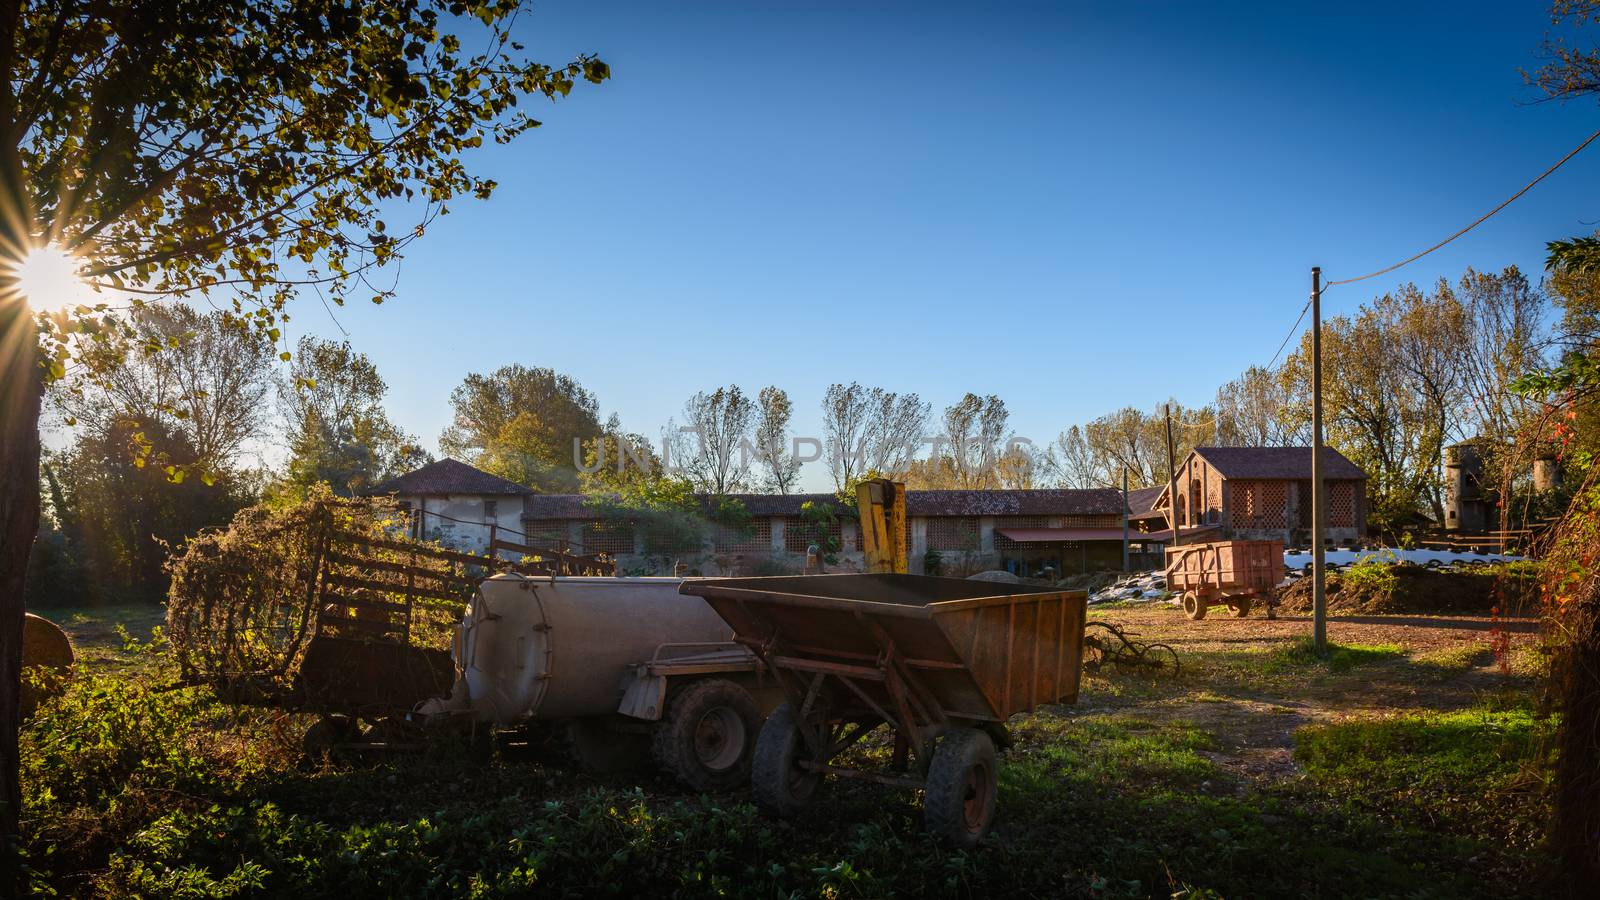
left=0, top=292, right=41, bottom=869
left=1556, top=585, right=1600, bottom=895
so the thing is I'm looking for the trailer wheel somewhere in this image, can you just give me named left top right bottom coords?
left=567, top=719, right=650, bottom=774
left=652, top=678, right=762, bottom=791
left=923, top=727, right=997, bottom=848
left=1226, top=597, right=1251, bottom=618
left=302, top=715, right=361, bottom=763
left=751, top=703, right=821, bottom=817
left=1182, top=592, right=1207, bottom=620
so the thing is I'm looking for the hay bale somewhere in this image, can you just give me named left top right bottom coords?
left=22, top=612, right=73, bottom=717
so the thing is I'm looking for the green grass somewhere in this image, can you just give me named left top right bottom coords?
left=1200, top=638, right=1406, bottom=682
left=1411, top=643, right=1493, bottom=675
left=30, top=603, right=166, bottom=671
left=19, top=612, right=1558, bottom=899
left=1295, top=698, right=1555, bottom=853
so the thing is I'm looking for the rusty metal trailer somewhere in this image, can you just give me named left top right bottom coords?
left=1164, top=539, right=1282, bottom=620
left=680, top=573, right=1086, bottom=847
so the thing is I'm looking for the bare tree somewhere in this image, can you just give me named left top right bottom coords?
left=822, top=382, right=872, bottom=491
left=995, top=440, right=1043, bottom=489
left=1393, top=280, right=1470, bottom=521
left=1213, top=365, right=1302, bottom=447
left=939, top=393, right=1010, bottom=489
left=1044, top=425, right=1103, bottom=488
left=1452, top=267, right=1548, bottom=445
left=863, top=390, right=930, bottom=475
left=57, top=305, right=274, bottom=471
left=1046, top=401, right=1214, bottom=489
left=668, top=386, right=755, bottom=494
left=752, top=386, right=801, bottom=494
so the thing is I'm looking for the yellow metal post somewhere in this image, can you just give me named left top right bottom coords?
left=857, top=477, right=908, bottom=574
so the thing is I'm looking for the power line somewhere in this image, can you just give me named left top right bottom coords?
left=1266, top=296, right=1313, bottom=370
left=1326, top=125, right=1600, bottom=287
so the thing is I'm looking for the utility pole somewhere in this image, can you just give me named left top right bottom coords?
left=1311, top=266, right=1328, bottom=653
left=1121, top=468, right=1130, bottom=572
left=1164, top=405, right=1180, bottom=549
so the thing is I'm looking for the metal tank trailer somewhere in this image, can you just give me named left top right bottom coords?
left=415, top=574, right=778, bottom=790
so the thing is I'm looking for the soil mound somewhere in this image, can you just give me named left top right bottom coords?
left=1276, top=564, right=1534, bottom=615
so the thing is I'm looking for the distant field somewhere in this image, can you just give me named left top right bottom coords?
left=31, top=603, right=166, bottom=668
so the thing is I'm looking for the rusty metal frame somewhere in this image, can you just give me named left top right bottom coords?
left=733, top=598, right=969, bottom=784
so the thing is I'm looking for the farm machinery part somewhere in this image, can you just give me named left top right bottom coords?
left=681, top=573, right=1087, bottom=848
left=1082, top=621, right=1180, bottom=675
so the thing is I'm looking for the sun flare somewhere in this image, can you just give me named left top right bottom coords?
left=11, top=245, right=94, bottom=312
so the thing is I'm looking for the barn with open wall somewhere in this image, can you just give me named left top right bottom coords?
left=521, top=488, right=1136, bottom=578
left=1150, top=446, right=1367, bottom=547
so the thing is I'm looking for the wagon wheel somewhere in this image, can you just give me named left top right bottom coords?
left=1226, top=596, right=1251, bottom=618
left=1081, top=636, right=1106, bottom=670
left=923, top=727, right=998, bottom=848
left=301, top=714, right=362, bottom=764
left=751, top=703, right=823, bottom=817
left=651, top=678, right=762, bottom=792
left=1181, top=591, right=1207, bottom=620
left=1141, top=642, right=1181, bottom=676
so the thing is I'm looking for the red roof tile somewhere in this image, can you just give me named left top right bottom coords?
left=366, top=458, right=533, bottom=497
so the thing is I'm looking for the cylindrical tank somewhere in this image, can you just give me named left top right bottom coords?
left=1533, top=456, right=1561, bottom=493
left=448, top=575, right=733, bottom=723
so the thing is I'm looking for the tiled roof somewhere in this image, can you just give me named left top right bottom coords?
left=905, top=488, right=1125, bottom=516
left=365, top=458, right=533, bottom=497
left=1193, top=446, right=1366, bottom=481
left=1125, top=485, right=1165, bottom=517
left=523, top=488, right=1128, bottom=520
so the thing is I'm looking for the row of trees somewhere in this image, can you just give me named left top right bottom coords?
left=438, top=268, right=1549, bottom=529
left=1050, top=266, right=1552, bottom=532
left=437, top=366, right=1047, bottom=496
left=30, top=306, right=426, bottom=606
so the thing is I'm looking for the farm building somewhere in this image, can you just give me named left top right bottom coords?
left=364, top=458, right=533, bottom=554
left=520, top=488, right=1133, bottom=577
left=1149, top=446, right=1367, bottom=546
left=366, top=450, right=1367, bottom=573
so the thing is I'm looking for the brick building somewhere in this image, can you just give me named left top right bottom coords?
left=519, top=488, right=1131, bottom=577
left=1149, top=446, right=1367, bottom=546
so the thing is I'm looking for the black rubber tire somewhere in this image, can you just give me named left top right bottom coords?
left=1227, top=597, right=1251, bottom=618
left=302, top=714, right=361, bottom=763
left=567, top=718, right=651, bottom=774
left=751, top=703, right=821, bottom=817
left=651, top=678, right=763, bottom=791
left=1182, top=592, right=1207, bottom=620
left=923, top=727, right=998, bottom=849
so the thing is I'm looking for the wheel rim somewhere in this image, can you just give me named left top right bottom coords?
left=693, top=707, right=746, bottom=771
left=784, top=730, right=820, bottom=800
left=960, top=762, right=993, bottom=833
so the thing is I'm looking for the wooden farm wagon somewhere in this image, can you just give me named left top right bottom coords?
left=680, top=573, right=1086, bottom=848
left=168, top=498, right=614, bottom=755
left=1164, top=540, right=1282, bottom=620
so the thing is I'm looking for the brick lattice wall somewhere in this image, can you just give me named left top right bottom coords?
left=581, top=521, right=636, bottom=555
left=1329, top=481, right=1356, bottom=528
left=926, top=517, right=982, bottom=551
left=714, top=518, right=773, bottom=553
left=1231, top=480, right=1288, bottom=530
left=785, top=515, right=843, bottom=553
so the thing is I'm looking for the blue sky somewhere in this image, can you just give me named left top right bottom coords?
left=291, top=1, right=1600, bottom=491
